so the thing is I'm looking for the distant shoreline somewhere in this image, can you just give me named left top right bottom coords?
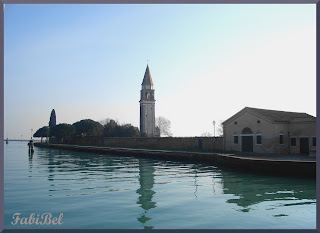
left=4, top=139, right=41, bottom=142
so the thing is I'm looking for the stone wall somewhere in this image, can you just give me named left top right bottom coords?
left=50, top=136, right=223, bottom=151
left=35, top=143, right=316, bottom=178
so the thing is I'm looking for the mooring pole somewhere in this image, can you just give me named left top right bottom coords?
left=28, top=139, right=34, bottom=153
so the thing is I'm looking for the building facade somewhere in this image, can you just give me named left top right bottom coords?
left=140, top=65, right=156, bottom=137
left=222, top=107, right=316, bottom=154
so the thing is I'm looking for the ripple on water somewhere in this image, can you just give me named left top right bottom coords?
left=4, top=142, right=316, bottom=229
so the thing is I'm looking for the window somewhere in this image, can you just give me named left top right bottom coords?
left=234, top=122, right=237, bottom=125
left=234, top=135, right=239, bottom=144
left=257, top=120, right=260, bottom=124
left=280, top=134, right=284, bottom=144
left=256, top=135, right=262, bottom=145
left=312, top=137, right=316, bottom=147
left=242, top=127, right=253, bottom=134
left=291, top=137, right=296, bottom=146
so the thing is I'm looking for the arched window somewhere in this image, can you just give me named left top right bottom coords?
left=242, top=127, right=253, bottom=134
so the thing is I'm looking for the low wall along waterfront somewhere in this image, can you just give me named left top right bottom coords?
left=50, top=136, right=224, bottom=151
left=34, top=143, right=316, bottom=178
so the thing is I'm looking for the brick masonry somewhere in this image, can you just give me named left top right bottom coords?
left=50, top=136, right=223, bottom=151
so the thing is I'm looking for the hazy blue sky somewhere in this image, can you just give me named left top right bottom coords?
left=4, top=4, right=316, bottom=139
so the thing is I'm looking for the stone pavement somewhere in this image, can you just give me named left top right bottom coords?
left=230, top=153, right=316, bottom=161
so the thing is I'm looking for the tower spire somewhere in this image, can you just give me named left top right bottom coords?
left=140, top=65, right=156, bottom=137
left=141, top=65, right=154, bottom=90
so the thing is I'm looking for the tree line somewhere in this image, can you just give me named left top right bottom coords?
left=33, top=118, right=144, bottom=142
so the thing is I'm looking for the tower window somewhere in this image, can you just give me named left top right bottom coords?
left=234, top=122, right=237, bottom=125
left=257, top=120, right=260, bottom=124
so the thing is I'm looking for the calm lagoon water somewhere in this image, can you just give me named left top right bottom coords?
left=4, top=141, right=316, bottom=229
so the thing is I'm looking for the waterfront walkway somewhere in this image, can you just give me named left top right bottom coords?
left=231, top=153, right=316, bottom=161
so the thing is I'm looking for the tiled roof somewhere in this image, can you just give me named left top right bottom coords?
left=246, top=107, right=315, bottom=122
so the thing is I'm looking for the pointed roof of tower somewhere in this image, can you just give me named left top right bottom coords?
left=141, top=65, right=154, bottom=86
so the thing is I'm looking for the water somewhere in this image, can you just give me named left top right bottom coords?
left=4, top=141, right=316, bottom=229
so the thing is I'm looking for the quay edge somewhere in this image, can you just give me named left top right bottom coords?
left=34, top=143, right=316, bottom=178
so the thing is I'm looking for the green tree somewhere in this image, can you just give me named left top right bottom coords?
left=33, top=126, right=49, bottom=142
left=101, top=118, right=140, bottom=137
left=73, top=119, right=104, bottom=136
left=50, top=124, right=76, bottom=139
left=119, top=124, right=140, bottom=137
left=102, top=119, right=118, bottom=137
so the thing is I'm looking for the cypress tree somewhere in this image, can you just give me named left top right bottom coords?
left=49, top=109, right=56, bottom=127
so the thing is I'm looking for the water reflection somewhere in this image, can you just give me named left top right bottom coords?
left=28, top=151, right=33, bottom=177
left=193, top=168, right=198, bottom=199
left=136, top=159, right=156, bottom=229
left=28, top=151, right=33, bottom=163
left=47, top=150, right=55, bottom=182
left=34, top=148, right=316, bottom=209
left=221, top=169, right=316, bottom=212
left=35, top=148, right=132, bottom=181
left=28, top=151, right=33, bottom=160
left=29, top=147, right=316, bottom=228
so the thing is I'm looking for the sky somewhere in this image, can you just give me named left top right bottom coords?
left=4, top=4, right=316, bottom=139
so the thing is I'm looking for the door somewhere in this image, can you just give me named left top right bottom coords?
left=242, top=136, right=253, bottom=152
left=198, top=139, right=203, bottom=150
left=300, top=138, right=309, bottom=154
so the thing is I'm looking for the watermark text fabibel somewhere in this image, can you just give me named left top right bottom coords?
left=11, top=213, right=63, bottom=225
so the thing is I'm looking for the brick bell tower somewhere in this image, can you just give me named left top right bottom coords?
left=140, top=65, right=156, bottom=137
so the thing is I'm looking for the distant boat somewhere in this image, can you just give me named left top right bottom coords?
left=6, top=138, right=9, bottom=144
